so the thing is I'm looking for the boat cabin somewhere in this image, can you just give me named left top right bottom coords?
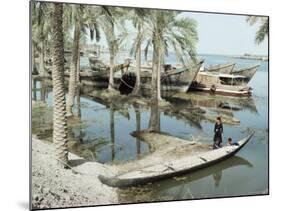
left=195, top=72, right=248, bottom=86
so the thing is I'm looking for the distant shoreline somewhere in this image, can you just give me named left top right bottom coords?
left=230, top=54, right=268, bottom=61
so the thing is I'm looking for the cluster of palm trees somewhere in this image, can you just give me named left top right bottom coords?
left=32, top=2, right=198, bottom=166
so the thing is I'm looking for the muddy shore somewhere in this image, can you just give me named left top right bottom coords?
left=31, top=136, right=118, bottom=209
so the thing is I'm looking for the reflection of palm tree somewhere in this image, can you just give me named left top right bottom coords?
left=247, top=16, right=269, bottom=44
left=40, top=80, right=47, bottom=102
left=33, top=79, right=37, bottom=101
left=110, top=103, right=115, bottom=161
left=134, top=106, right=141, bottom=157
left=51, top=3, right=68, bottom=166
left=75, top=87, right=81, bottom=118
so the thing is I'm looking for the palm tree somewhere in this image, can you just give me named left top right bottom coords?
left=146, top=10, right=198, bottom=100
left=32, top=1, right=51, bottom=77
left=98, top=6, right=128, bottom=91
left=247, top=16, right=269, bottom=44
left=51, top=3, right=68, bottom=167
left=64, top=5, right=101, bottom=116
left=129, top=8, right=149, bottom=96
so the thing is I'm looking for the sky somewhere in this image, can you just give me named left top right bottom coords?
left=182, top=12, right=268, bottom=56
left=86, top=10, right=268, bottom=56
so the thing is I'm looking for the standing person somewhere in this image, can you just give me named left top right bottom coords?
left=213, top=117, right=223, bottom=149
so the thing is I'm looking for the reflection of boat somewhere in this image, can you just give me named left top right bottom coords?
left=205, top=62, right=235, bottom=74
left=150, top=156, right=253, bottom=199
left=231, top=64, right=260, bottom=83
left=99, top=132, right=254, bottom=187
left=169, top=92, right=258, bottom=114
left=117, top=156, right=253, bottom=203
left=190, top=72, right=252, bottom=96
left=138, top=61, right=203, bottom=93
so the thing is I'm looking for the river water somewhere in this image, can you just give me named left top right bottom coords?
left=32, top=53, right=268, bottom=203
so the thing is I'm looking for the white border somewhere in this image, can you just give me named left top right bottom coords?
left=1, top=0, right=279, bottom=211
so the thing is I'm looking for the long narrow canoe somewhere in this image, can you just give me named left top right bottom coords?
left=99, top=132, right=254, bottom=187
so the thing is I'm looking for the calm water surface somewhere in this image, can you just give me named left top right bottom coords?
left=32, top=54, right=268, bottom=202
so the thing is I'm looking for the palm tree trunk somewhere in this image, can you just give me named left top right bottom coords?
left=32, top=45, right=36, bottom=74
left=108, top=46, right=115, bottom=90
left=39, top=41, right=45, bottom=76
left=52, top=3, right=68, bottom=167
left=148, top=97, right=160, bottom=132
left=66, top=23, right=80, bottom=117
left=157, top=53, right=163, bottom=101
left=132, top=27, right=141, bottom=96
left=76, top=43, right=80, bottom=84
left=151, top=41, right=158, bottom=100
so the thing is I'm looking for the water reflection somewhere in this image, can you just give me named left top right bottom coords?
left=134, top=106, right=141, bottom=157
left=169, top=92, right=258, bottom=115
left=117, top=156, right=253, bottom=203
left=31, top=79, right=260, bottom=163
left=110, top=103, right=115, bottom=161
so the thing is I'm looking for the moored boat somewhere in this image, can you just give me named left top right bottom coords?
left=98, top=132, right=254, bottom=187
left=205, top=62, right=235, bottom=74
left=231, top=64, right=260, bottom=83
left=190, top=71, right=252, bottom=96
left=138, top=61, right=203, bottom=93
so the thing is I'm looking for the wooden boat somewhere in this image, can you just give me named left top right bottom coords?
left=88, top=57, right=109, bottom=71
left=98, top=132, right=254, bottom=187
left=231, top=64, right=259, bottom=83
left=138, top=61, right=203, bottom=93
left=205, top=62, right=235, bottom=74
left=89, top=57, right=131, bottom=73
left=190, top=71, right=252, bottom=96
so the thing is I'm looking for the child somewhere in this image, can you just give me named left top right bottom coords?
left=227, top=137, right=239, bottom=146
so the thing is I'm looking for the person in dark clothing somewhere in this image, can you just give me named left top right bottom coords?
left=213, top=117, right=223, bottom=149
left=227, top=137, right=239, bottom=146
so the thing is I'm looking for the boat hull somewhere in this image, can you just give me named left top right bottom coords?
left=189, top=85, right=252, bottom=96
left=99, top=132, right=254, bottom=187
left=231, top=65, right=259, bottom=83
left=139, top=62, right=202, bottom=93
left=206, top=63, right=235, bottom=74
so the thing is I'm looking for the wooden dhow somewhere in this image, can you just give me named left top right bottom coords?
left=230, top=64, right=260, bottom=83
left=205, top=62, right=235, bottom=74
left=190, top=71, right=252, bottom=96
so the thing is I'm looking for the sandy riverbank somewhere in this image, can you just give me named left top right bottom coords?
left=31, top=137, right=118, bottom=209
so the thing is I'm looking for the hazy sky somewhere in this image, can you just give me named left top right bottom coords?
left=182, top=12, right=268, bottom=55
left=87, top=10, right=268, bottom=56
